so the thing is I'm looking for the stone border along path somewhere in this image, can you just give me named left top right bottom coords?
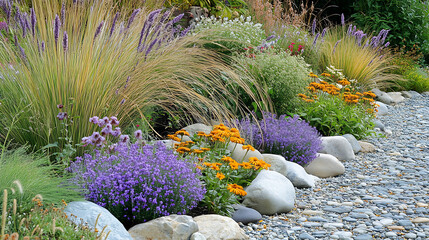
left=241, top=93, right=429, bottom=240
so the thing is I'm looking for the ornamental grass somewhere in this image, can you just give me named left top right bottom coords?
left=0, top=0, right=268, bottom=164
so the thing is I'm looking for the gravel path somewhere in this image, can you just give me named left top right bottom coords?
left=242, top=93, right=429, bottom=240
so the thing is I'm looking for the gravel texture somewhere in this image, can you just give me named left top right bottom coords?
left=241, top=93, right=429, bottom=240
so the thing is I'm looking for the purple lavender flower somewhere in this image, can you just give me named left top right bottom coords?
left=332, top=39, right=341, bottom=54
left=321, top=28, right=327, bottom=38
left=180, top=25, right=191, bottom=38
left=61, top=3, right=65, bottom=25
left=19, top=45, right=27, bottom=61
left=126, top=9, right=140, bottom=29
left=109, top=12, right=120, bottom=38
left=266, top=35, right=276, bottom=42
left=68, top=142, right=204, bottom=227
left=312, top=32, right=320, bottom=46
left=148, top=9, right=162, bottom=22
left=134, top=130, right=142, bottom=140
left=145, top=38, right=158, bottom=57
left=56, top=112, right=68, bottom=120
left=347, top=24, right=352, bottom=36
left=172, top=13, right=184, bottom=24
left=94, top=21, right=104, bottom=41
left=160, top=10, right=170, bottom=22
left=54, top=14, right=61, bottom=45
left=235, top=112, right=322, bottom=166
left=0, top=0, right=11, bottom=25
left=341, top=13, right=345, bottom=26
left=63, top=31, right=68, bottom=52
left=311, top=18, right=316, bottom=35
left=30, top=8, right=36, bottom=37
left=384, top=42, right=390, bottom=47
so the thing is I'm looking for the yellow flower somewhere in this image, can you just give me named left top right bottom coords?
left=221, top=156, right=235, bottom=163
left=230, top=128, right=239, bottom=133
left=298, top=93, right=307, bottom=99
left=242, top=145, right=255, bottom=151
left=196, top=165, right=204, bottom=170
left=175, top=129, right=190, bottom=136
left=230, top=137, right=245, bottom=144
left=338, top=79, right=351, bottom=86
left=197, top=131, right=208, bottom=137
left=193, top=149, right=204, bottom=154
left=227, top=184, right=247, bottom=196
left=308, top=72, right=318, bottom=78
left=321, top=72, right=331, bottom=77
left=201, top=147, right=210, bottom=151
left=176, top=147, right=191, bottom=153
left=216, top=172, right=225, bottom=180
left=229, top=160, right=239, bottom=170
left=239, top=162, right=253, bottom=169
left=249, top=157, right=260, bottom=164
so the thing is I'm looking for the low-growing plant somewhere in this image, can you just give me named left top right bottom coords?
left=192, top=15, right=266, bottom=54
left=69, top=138, right=205, bottom=228
left=235, top=112, right=322, bottom=166
left=1, top=189, right=103, bottom=239
left=167, top=124, right=270, bottom=216
left=233, top=49, right=312, bottom=115
left=294, top=69, right=378, bottom=139
left=165, top=0, right=248, bottom=18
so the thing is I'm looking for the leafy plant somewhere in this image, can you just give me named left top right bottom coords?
left=0, top=0, right=265, bottom=166
left=1, top=190, right=103, bottom=239
left=233, top=49, right=312, bottom=115
left=167, top=124, right=270, bottom=216
left=192, top=15, right=266, bottom=54
left=351, top=0, right=429, bottom=63
left=165, top=0, right=248, bottom=18
left=235, top=112, right=322, bottom=166
left=294, top=69, right=377, bottom=139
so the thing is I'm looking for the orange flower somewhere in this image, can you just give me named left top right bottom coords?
left=216, top=172, right=225, bottom=180
left=201, top=147, right=210, bottom=151
left=197, top=131, right=208, bottom=137
left=309, top=72, right=318, bottom=78
left=338, top=79, right=351, bottom=86
left=242, top=145, right=255, bottom=151
left=227, top=184, right=247, bottom=196
left=230, top=137, right=245, bottom=144
left=229, top=160, right=239, bottom=170
left=196, top=165, right=204, bottom=170
left=298, top=93, right=307, bottom=99
left=193, top=149, right=204, bottom=154
left=239, top=162, right=253, bottom=169
left=176, top=147, right=191, bottom=153
left=221, top=156, right=235, bottom=163
left=248, top=157, right=260, bottom=164
left=230, top=128, right=239, bottom=133
left=175, top=129, right=190, bottom=136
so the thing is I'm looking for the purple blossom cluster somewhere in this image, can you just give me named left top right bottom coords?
left=236, top=112, right=322, bottom=166
left=68, top=142, right=205, bottom=226
left=82, top=116, right=122, bottom=147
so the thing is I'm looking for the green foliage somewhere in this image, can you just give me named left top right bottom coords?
left=0, top=147, right=82, bottom=211
left=192, top=15, right=266, bottom=54
left=351, top=0, right=429, bottom=63
left=233, top=50, right=312, bottom=115
left=1, top=190, right=102, bottom=239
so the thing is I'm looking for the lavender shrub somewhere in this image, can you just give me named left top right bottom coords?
left=237, top=112, right=322, bottom=166
left=68, top=142, right=205, bottom=227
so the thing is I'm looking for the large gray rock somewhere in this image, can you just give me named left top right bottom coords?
left=386, top=92, right=405, bottom=104
left=227, top=142, right=264, bottom=163
left=263, top=154, right=315, bottom=188
left=64, top=201, right=132, bottom=240
left=128, top=215, right=198, bottom=240
left=304, top=154, right=345, bottom=178
left=319, top=136, right=355, bottom=161
left=371, top=88, right=394, bottom=105
left=375, top=101, right=388, bottom=116
left=408, top=90, right=422, bottom=98
left=371, top=88, right=383, bottom=96
left=183, top=123, right=212, bottom=137
left=231, top=205, right=262, bottom=224
left=341, top=134, right=361, bottom=154
left=243, top=170, right=295, bottom=215
left=401, top=91, right=412, bottom=98
left=194, top=215, right=248, bottom=240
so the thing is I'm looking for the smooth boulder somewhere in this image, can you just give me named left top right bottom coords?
left=64, top=201, right=132, bottom=240
left=243, top=170, right=295, bottom=215
left=341, top=134, right=361, bottom=154
left=375, top=101, right=388, bottom=116
left=304, top=154, right=345, bottom=178
left=227, top=142, right=264, bottom=163
left=194, top=215, right=248, bottom=240
left=319, top=136, right=355, bottom=161
left=263, top=154, right=315, bottom=188
left=372, top=88, right=393, bottom=105
left=386, top=92, right=405, bottom=104
left=231, top=205, right=262, bottom=224
left=183, top=123, right=212, bottom=136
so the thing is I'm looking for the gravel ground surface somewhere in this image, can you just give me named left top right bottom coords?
left=241, top=93, right=429, bottom=240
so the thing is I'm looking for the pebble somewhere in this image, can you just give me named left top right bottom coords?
left=241, top=95, right=429, bottom=239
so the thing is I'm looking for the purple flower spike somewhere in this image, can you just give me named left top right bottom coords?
left=333, top=40, right=341, bottom=54
left=54, top=14, right=61, bottom=45
left=145, top=39, right=158, bottom=57
left=341, top=13, right=345, bottom=26
left=148, top=9, right=162, bottom=22
left=311, top=18, right=316, bottom=35
left=172, top=13, right=184, bottom=24
left=61, top=3, right=65, bottom=25
left=126, top=9, right=140, bottom=29
left=94, top=21, right=104, bottom=41
left=63, top=31, right=68, bottom=52
left=384, top=42, right=390, bottom=47
left=110, top=12, right=120, bottom=38
left=312, top=32, right=320, bottom=46
left=30, top=8, right=36, bottom=37
left=321, top=28, right=327, bottom=38
left=160, top=10, right=170, bottom=22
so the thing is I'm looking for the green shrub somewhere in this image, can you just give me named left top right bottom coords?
left=233, top=50, right=312, bottom=115
left=351, top=0, right=429, bottom=63
left=192, top=15, right=266, bottom=54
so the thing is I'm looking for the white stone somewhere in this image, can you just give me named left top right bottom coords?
left=263, top=154, right=315, bottom=188
left=128, top=215, right=198, bottom=240
left=358, top=141, right=376, bottom=153
left=227, top=142, right=264, bottom=163
left=243, top=170, right=295, bottom=215
left=183, top=123, right=212, bottom=136
left=64, top=201, right=132, bottom=240
left=386, top=92, right=405, bottom=104
left=319, top=136, right=355, bottom=161
left=304, top=154, right=345, bottom=178
left=323, top=223, right=344, bottom=229
left=412, top=217, right=429, bottom=223
left=190, top=232, right=207, bottom=240
left=194, top=215, right=248, bottom=240
left=375, top=101, right=389, bottom=116
left=301, top=210, right=323, bottom=216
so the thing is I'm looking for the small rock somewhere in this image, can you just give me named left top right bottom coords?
left=304, top=153, right=345, bottom=178
left=318, top=136, right=356, bottom=161
left=385, top=232, right=397, bottom=238
left=298, top=232, right=315, bottom=240
left=375, top=101, right=389, bottom=116
left=412, top=217, right=429, bottom=223
left=358, top=141, right=376, bottom=153
left=231, top=206, right=262, bottom=224
left=342, top=134, right=362, bottom=153
left=194, top=215, right=248, bottom=240
left=301, top=210, right=323, bottom=216
left=404, top=233, right=417, bottom=239
left=387, top=226, right=405, bottom=230
left=416, top=202, right=428, bottom=207
left=190, top=232, right=206, bottom=240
